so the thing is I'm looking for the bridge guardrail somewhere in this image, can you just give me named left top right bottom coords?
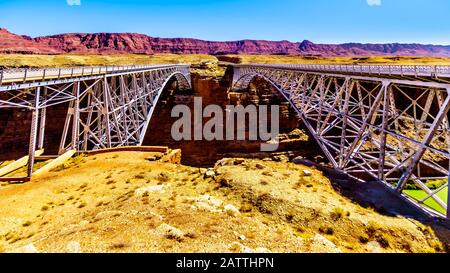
left=0, top=64, right=190, bottom=85
left=230, top=63, right=450, bottom=78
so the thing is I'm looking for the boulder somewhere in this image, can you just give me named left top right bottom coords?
left=233, top=159, right=245, bottom=165
left=255, top=163, right=266, bottom=170
left=204, top=170, right=216, bottom=179
left=189, top=194, right=224, bottom=213
left=135, top=184, right=171, bottom=196
left=224, top=204, right=240, bottom=217
left=274, top=155, right=289, bottom=163
left=156, top=224, right=185, bottom=241
left=310, top=234, right=342, bottom=253
left=216, top=158, right=235, bottom=167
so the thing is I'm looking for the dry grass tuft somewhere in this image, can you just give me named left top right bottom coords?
left=110, top=241, right=130, bottom=250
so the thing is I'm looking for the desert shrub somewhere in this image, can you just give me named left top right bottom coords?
left=254, top=193, right=273, bottom=214
left=134, top=173, right=146, bottom=180
left=403, top=179, right=447, bottom=190
left=359, top=235, right=369, bottom=244
left=416, top=223, right=433, bottom=235
left=319, top=225, right=334, bottom=235
left=110, top=242, right=130, bottom=249
left=376, top=234, right=391, bottom=248
left=157, top=172, right=170, bottom=183
left=401, top=241, right=412, bottom=252
left=185, top=232, right=198, bottom=239
left=260, top=179, right=269, bottom=186
left=294, top=178, right=308, bottom=189
left=330, top=207, right=344, bottom=221
left=426, top=180, right=447, bottom=190
left=106, top=180, right=116, bottom=185
left=296, top=226, right=306, bottom=233
left=367, top=221, right=382, bottom=237
left=22, top=220, right=32, bottom=227
left=285, top=213, right=295, bottom=223
left=239, top=203, right=253, bottom=213
left=218, top=177, right=232, bottom=188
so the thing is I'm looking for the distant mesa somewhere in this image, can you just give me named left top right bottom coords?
left=1, top=28, right=450, bottom=57
left=0, top=28, right=61, bottom=54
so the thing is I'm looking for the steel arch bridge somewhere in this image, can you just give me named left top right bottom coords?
left=0, top=65, right=191, bottom=177
left=1, top=62, right=450, bottom=219
left=232, top=64, right=450, bottom=218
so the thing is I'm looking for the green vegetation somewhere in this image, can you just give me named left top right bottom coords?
left=404, top=188, right=448, bottom=215
left=404, top=180, right=447, bottom=191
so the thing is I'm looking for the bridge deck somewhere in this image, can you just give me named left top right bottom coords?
left=225, top=63, right=450, bottom=82
left=0, top=64, right=187, bottom=87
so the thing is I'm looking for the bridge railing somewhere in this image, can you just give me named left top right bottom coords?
left=0, top=64, right=190, bottom=85
left=232, top=64, right=450, bottom=78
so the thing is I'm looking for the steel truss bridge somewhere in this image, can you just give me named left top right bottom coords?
left=0, top=63, right=449, bottom=219
left=232, top=64, right=450, bottom=219
left=0, top=65, right=191, bottom=178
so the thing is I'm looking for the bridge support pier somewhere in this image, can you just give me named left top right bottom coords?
left=27, top=87, right=40, bottom=177
left=38, top=88, right=47, bottom=150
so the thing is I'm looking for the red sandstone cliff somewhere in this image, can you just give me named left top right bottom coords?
left=0, top=28, right=61, bottom=54
left=34, top=32, right=154, bottom=55
left=1, top=28, right=450, bottom=57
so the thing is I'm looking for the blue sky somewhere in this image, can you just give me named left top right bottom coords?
left=0, top=0, right=449, bottom=44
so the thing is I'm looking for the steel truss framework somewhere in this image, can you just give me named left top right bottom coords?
left=233, top=64, right=450, bottom=219
left=0, top=65, right=191, bottom=177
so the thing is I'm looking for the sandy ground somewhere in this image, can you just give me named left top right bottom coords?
left=0, top=152, right=447, bottom=253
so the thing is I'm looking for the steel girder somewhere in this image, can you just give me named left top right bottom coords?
left=232, top=65, right=450, bottom=219
left=0, top=65, right=191, bottom=176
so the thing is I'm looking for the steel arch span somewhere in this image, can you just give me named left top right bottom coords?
left=232, top=64, right=450, bottom=219
left=0, top=65, right=191, bottom=176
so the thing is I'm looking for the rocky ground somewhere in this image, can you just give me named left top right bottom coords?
left=0, top=151, right=447, bottom=253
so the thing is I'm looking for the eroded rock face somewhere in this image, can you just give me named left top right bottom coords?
left=143, top=73, right=323, bottom=167
left=35, top=32, right=155, bottom=55
left=0, top=28, right=60, bottom=54
left=0, top=104, right=68, bottom=161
